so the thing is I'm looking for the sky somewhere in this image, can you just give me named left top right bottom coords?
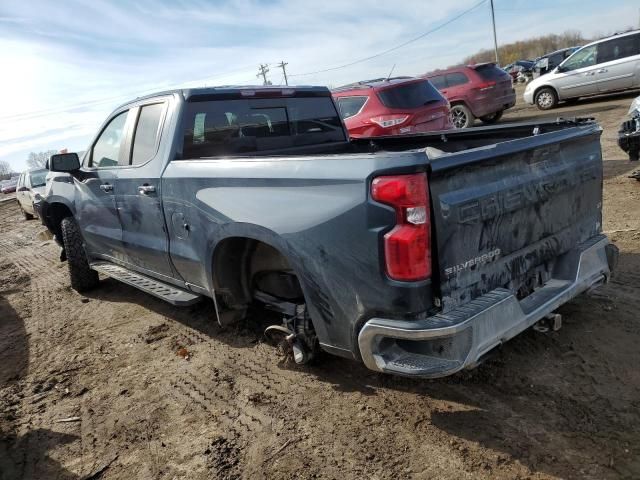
left=1, top=0, right=638, bottom=171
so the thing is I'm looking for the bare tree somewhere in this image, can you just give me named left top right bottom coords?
left=0, top=160, right=11, bottom=178
left=26, top=150, right=57, bottom=170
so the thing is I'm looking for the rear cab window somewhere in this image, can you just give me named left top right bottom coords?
left=131, top=103, right=165, bottom=165
left=377, top=80, right=443, bottom=109
left=428, top=75, right=446, bottom=90
left=336, top=96, right=368, bottom=119
left=182, top=95, right=345, bottom=158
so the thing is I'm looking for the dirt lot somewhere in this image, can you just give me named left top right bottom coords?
left=1, top=86, right=640, bottom=480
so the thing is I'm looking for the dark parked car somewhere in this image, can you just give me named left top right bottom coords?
left=1, top=178, right=18, bottom=194
left=41, top=85, right=616, bottom=378
left=532, top=47, right=581, bottom=77
left=332, top=77, right=451, bottom=137
left=424, top=63, right=516, bottom=128
left=503, top=60, right=535, bottom=81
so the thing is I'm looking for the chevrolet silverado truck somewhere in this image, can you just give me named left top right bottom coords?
left=41, top=85, right=618, bottom=378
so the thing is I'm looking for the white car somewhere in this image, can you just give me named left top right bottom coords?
left=15, top=168, right=48, bottom=220
left=524, top=30, right=640, bottom=110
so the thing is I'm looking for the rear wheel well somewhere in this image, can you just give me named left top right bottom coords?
left=212, top=237, right=299, bottom=309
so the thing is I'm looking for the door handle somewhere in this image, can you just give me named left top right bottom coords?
left=597, top=68, right=608, bottom=73
left=585, top=71, right=595, bottom=76
left=99, top=183, right=113, bottom=192
left=138, top=184, right=156, bottom=195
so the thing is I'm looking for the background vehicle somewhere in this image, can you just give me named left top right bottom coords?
left=1, top=178, right=18, bottom=194
left=424, top=63, right=516, bottom=128
left=15, top=168, right=47, bottom=219
left=41, top=86, right=616, bottom=379
left=532, top=46, right=581, bottom=78
left=332, top=77, right=451, bottom=137
left=503, top=60, right=534, bottom=82
left=618, top=95, right=640, bottom=172
left=525, top=30, right=640, bottom=110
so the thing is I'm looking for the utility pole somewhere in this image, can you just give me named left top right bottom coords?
left=257, top=64, right=270, bottom=85
left=276, top=61, right=289, bottom=85
left=490, top=0, right=499, bottom=65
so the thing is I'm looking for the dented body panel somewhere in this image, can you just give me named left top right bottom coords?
left=42, top=86, right=615, bottom=376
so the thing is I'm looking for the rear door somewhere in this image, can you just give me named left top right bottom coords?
left=427, top=125, right=603, bottom=311
left=595, top=33, right=640, bottom=93
left=114, top=100, right=175, bottom=277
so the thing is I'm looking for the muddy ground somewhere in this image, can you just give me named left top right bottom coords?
left=1, top=86, right=639, bottom=480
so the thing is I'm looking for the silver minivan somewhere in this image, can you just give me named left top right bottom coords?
left=524, top=30, right=640, bottom=109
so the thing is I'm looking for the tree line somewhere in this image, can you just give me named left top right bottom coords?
left=462, top=30, right=588, bottom=66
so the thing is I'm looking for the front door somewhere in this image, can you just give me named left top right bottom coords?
left=115, top=101, right=175, bottom=278
left=554, top=44, right=600, bottom=99
left=75, top=109, right=130, bottom=261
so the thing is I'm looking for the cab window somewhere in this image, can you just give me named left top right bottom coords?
left=598, top=34, right=640, bottom=63
left=91, top=111, right=129, bottom=168
left=131, top=103, right=165, bottom=166
left=562, top=45, right=597, bottom=71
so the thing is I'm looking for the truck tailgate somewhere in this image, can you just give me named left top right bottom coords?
left=428, top=125, right=603, bottom=311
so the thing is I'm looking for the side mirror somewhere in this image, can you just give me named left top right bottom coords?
left=49, top=153, right=80, bottom=172
left=556, top=65, right=566, bottom=73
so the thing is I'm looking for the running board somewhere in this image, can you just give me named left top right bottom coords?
left=90, top=261, right=202, bottom=306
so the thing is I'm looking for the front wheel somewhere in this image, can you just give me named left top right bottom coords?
left=20, top=205, right=34, bottom=220
left=480, top=110, right=504, bottom=124
left=60, top=217, right=99, bottom=292
left=535, top=87, right=558, bottom=110
left=450, top=104, right=474, bottom=129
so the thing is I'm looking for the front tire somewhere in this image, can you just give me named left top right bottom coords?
left=450, top=104, right=474, bottom=129
left=535, top=87, right=558, bottom=110
left=60, top=217, right=99, bottom=292
left=21, top=205, right=34, bottom=220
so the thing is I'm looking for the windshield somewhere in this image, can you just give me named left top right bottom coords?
left=377, top=80, right=442, bottom=109
left=29, top=169, right=48, bottom=188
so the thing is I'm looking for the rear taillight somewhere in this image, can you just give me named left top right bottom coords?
left=475, top=81, right=496, bottom=91
left=371, top=173, right=431, bottom=281
left=370, top=114, right=409, bottom=128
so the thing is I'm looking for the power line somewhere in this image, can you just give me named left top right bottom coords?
left=289, top=0, right=488, bottom=77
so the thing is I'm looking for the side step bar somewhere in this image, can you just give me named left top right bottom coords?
left=90, top=261, right=202, bottom=306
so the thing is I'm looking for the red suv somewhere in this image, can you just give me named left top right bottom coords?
left=423, top=63, right=515, bottom=129
left=332, top=77, right=451, bottom=138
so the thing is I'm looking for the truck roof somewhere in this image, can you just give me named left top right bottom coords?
left=117, top=85, right=332, bottom=109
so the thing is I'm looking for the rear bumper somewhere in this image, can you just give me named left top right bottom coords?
left=358, top=236, right=617, bottom=378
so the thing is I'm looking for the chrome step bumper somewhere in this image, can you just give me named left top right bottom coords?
left=90, top=261, right=202, bottom=306
left=358, top=236, right=617, bottom=378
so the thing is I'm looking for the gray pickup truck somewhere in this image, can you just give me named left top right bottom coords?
left=41, top=85, right=618, bottom=378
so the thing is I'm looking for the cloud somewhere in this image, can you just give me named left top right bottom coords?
left=0, top=0, right=637, bottom=170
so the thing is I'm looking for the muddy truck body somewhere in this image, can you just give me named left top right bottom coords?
left=41, top=86, right=618, bottom=378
